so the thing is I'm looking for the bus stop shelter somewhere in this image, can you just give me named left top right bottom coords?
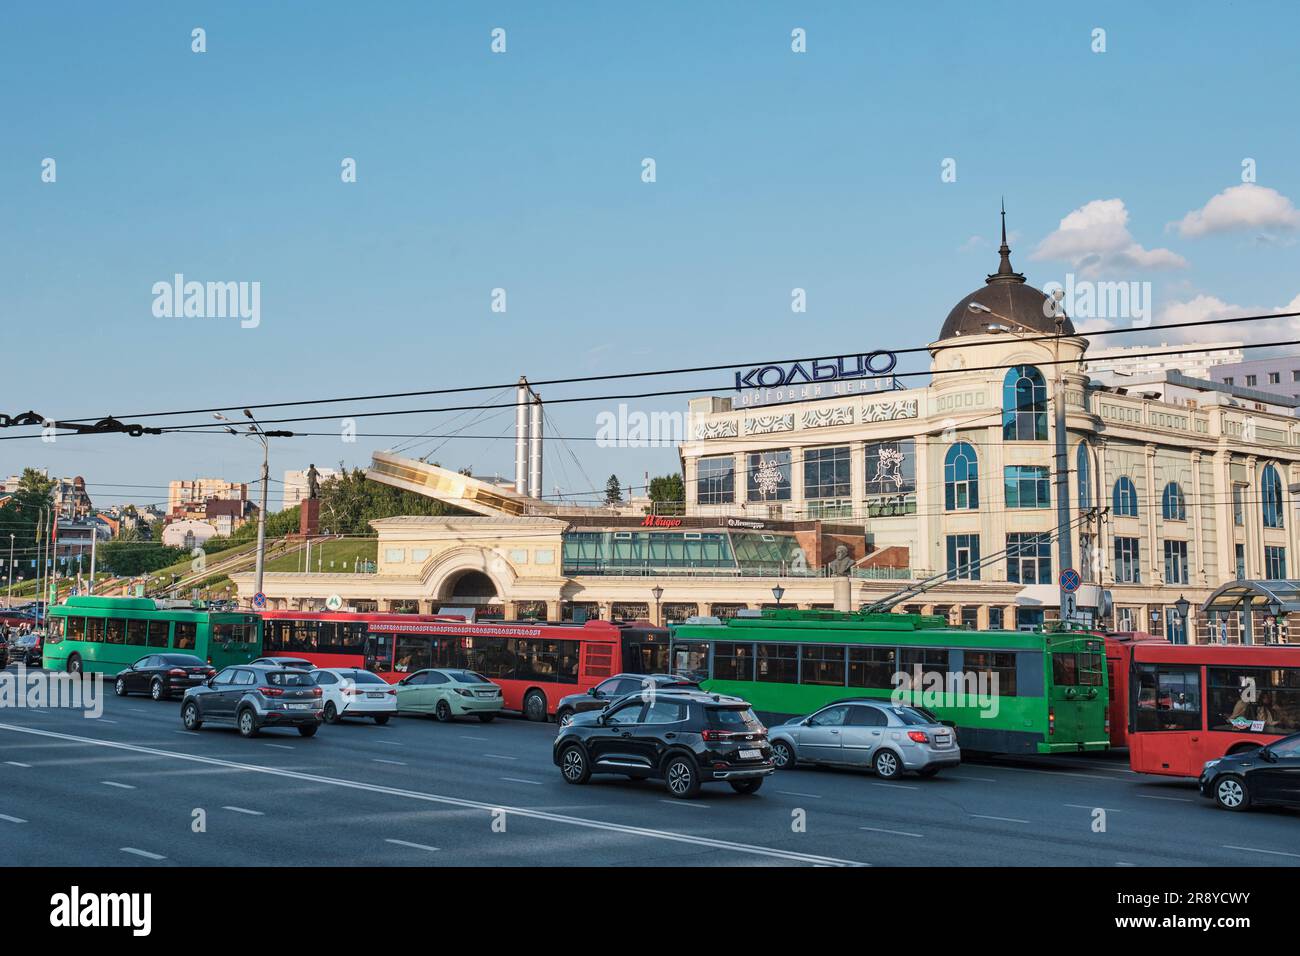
left=1200, top=580, right=1300, bottom=644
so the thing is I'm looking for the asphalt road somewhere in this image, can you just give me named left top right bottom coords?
left=0, top=672, right=1296, bottom=867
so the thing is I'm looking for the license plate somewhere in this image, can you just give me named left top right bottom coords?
left=739, top=748, right=762, bottom=759
left=476, top=691, right=495, bottom=698
left=366, top=693, right=385, bottom=699
left=286, top=703, right=312, bottom=710
left=935, top=735, right=951, bottom=746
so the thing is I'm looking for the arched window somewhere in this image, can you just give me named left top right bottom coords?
left=1002, top=365, right=1048, bottom=441
left=1113, top=476, right=1138, bottom=517
left=1076, top=442, right=1092, bottom=511
left=944, top=442, right=979, bottom=510
left=1161, top=482, right=1186, bottom=521
left=1262, top=463, right=1285, bottom=529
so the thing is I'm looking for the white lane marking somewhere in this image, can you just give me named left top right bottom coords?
left=120, top=847, right=165, bottom=860
left=776, top=790, right=822, bottom=799
left=948, top=774, right=997, bottom=783
left=0, top=814, right=27, bottom=824
left=375, top=740, right=403, bottom=747
left=263, top=744, right=294, bottom=751
left=1137, top=794, right=1193, bottom=803
left=871, top=782, right=919, bottom=791
left=458, top=735, right=488, bottom=741
left=659, top=799, right=709, bottom=808
left=372, top=759, right=407, bottom=766
left=98, top=719, right=118, bottom=724
left=0, top=722, right=865, bottom=867
left=483, top=753, right=517, bottom=760
left=1223, top=844, right=1300, bottom=859
left=859, top=825, right=923, bottom=838
left=385, top=839, right=439, bottom=852
left=500, top=776, right=543, bottom=786
left=1116, top=862, right=1138, bottom=867
left=1065, top=803, right=1123, bottom=812
left=970, top=814, right=1030, bottom=824
left=175, top=731, right=200, bottom=736
left=4, top=761, right=31, bottom=768
left=222, top=806, right=264, bottom=816
left=101, top=781, right=136, bottom=790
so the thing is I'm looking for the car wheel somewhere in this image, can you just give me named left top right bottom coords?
left=114, top=677, right=128, bottom=697
left=477, top=713, right=495, bottom=723
left=67, top=654, right=82, bottom=675
left=873, top=749, right=901, bottom=779
left=770, top=739, right=795, bottom=770
left=523, top=690, right=548, bottom=722
left=435, top=699, right=454, bottom=722
left=182, top=701, right=203, bottom=731
left=729, top=778, right=763, bottom=795
left=150, top=679, right=164, bottom=701
left=664, top=755, right=702, bottom=799
left=237, top=708, right=259, bottom=738
left=556, top=708, right=574, bottom=728
left=1214, top=774, right=1251, bottom=811
left=373, top=715, right=390, bottom=726
left=917, top=767, right=941, bottom=778
left=559, top=744, right=590, bottom=784
left=298, top=724, right=318, bottom=738
left=323, top=702, right=340, bottom=724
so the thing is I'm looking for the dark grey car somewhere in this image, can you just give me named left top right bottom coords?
left=181, top=664, right=323, bottom=738
left=554, top=673, right=699, bottom=727
left=768, top=699, right=961, bottom=778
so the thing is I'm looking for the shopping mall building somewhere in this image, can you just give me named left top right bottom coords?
left=233, top=234, right=1300, bottom=642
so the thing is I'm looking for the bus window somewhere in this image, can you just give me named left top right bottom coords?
left=713, top=642, right=754, bottom=681
left=146, top=621, right=170, bottom=647
left=514, top=639, right=580, bottom=684
left=756, top=644, right=797, bottom=683
left=900, top=648, right=949, bottom=684
left=47, top=617, right=64, bottom=642
left=104, top=619, right=125, bottom=645
left=86, top=618, right=104, bottom=643
left=125, top=620, right=147, bottom=646
left=1052, top=650, right=1104, bottom=687
left=67, top=617, right=86, bottom=642
left=801, top=645, right=847, bottom=686
left=213, top=622, right=254, bottom=646
left=394, top=634, right=434, bottom=673
left=174, top=622, right=197, bottom=650
left=1133, top=664, right=1201, bottom=732
left=1207, top=666, right=1300, bottom=736
left=965, top=651, right=1019, bottom=696
left=848, top=647, right=896, bottom=688
left=672, top=642, right=710, bottom=682
left=363, top=632, right=394, bottom=673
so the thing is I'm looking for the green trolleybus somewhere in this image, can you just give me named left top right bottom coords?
left=43, top=596, right=263, bottom=676
left=670, top=610, right=1109, bottom=755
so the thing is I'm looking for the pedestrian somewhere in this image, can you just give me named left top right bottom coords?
left=1218, top=618, right=1228, bottom=644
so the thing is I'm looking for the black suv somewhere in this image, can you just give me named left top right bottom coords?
left=553, top=690, right=773, bottom=799
left=181, top=664, right=323, bottom=738
left=554, top=673, right=699, bottom=727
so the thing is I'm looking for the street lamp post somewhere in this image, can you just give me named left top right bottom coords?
left=215, top=410, right=293, bottom=603
left=7, top=533, right=13, bottom=607
left=772, top=585, right=785, bottom=609
left=651, top=585, right=664, bottom=627
left=1265, top=598, right=1283, bottom=644
left=1174, top=594, right=1191, bottom=644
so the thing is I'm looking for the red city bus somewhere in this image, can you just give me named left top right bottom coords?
left=1113, top=641, right=1300, bottom=776
left=259, top=611, right=671, bottom=720
left=1101, top=631, right=1167, bottom=748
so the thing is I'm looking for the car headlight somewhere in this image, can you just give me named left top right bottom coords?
left=1203, top=759, right=1220, bottom=770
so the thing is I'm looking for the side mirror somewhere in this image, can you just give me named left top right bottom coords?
left=205, top=676, right=216, bottom=687
left=1260, top=747, right=1278, bottom=763
left=588, top=687, right=600, bottom=697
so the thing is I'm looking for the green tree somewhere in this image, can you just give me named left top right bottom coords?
left=97, top=540, right=188, bottom=577
left=4, top=469, right=56, bottom=543
left=604, top=474, right=623, bottom=505
left=647, top=473, right=685, bottom=515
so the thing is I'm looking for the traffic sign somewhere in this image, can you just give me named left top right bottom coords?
left=1059, top=568, right=1081, bottom=593
left=252, top=592, right=267, bottom=609
left=325, top=594, right=343, bottom=611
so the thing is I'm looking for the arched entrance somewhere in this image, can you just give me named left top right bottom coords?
left=445, top=569, right=499, bottom=605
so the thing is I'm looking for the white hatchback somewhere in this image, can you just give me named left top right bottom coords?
left=313, top=668, right=398, bottom=725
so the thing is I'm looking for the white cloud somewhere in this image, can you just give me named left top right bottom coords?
left=1172, top=184, right=1300, bottom=238
left=1032, top=199, right=1187, bottom=277
left=1151, top=292, right=1300, bottom=345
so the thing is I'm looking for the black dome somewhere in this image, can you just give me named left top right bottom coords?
left=938, top=205, right=1074, bottom=341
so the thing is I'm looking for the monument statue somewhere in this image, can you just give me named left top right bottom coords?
left=306, top=464, right=320, bottom=499
left=826, top=544, right=855, bottom=577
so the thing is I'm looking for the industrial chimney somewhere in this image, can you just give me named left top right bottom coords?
left=528, top=391, right=543, bottom=500
left=514, top=377, right=529, bottom=495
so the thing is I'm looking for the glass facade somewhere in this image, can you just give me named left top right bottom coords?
left=944, top=442, right=979, bottom=510
left=1262, top=463, right=1285, bottom=529
left=1002, top=365, right=1048, bottom=441
left=1006, top=532, right=1051, bottom=584
left=696, top=456, right=735, bottom=505
left=803, top=445, right=851, bottom=501
left=1004, top=466, right=1050, bottom=509
left=865, top=439, right=916, bottom=517
left=946, top=534, right=980, bottom=580
left=1113, top=476, right=1139, bottom=517
left=746, top=450, right=792, bottom=502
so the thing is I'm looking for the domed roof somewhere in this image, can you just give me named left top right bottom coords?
left=938, top=205, right=1075, bottom=341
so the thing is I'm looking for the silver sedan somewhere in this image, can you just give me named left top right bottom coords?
left=768, top=699, right=960, bottom=779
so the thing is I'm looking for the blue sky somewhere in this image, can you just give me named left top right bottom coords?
left=3, top=1, right=1299, bottom=508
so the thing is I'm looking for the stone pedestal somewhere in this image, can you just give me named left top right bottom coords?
left=300, top=498, right=320, bottom=536
left=833, top=577, right=852, bottom=612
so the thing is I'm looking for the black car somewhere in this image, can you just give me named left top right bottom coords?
left=113, top=654, right=215, bottom=700
left=553, top=690, right=774, bottom=799
left=1199, top=732, right=1300, bottom=811
left=7, top=633, right=40, bottom=666
left=554, top=673, right=699, bottom=727
left=181, top=664, right=323, bottom=738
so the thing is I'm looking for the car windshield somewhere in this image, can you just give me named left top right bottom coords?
left=263, top=671, right=314, bottom=686
left=341, top=670, right=386, bottom=684
left=161, top=655, right=206, bottom=666
left=889, top=706, right=934, bottom=726
left=446, top=670, right=490, bottom=684
left=706, top=706, right=763, bottom=731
